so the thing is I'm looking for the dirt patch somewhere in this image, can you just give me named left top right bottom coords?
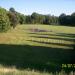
left=28, top=28, right=50, bottom=32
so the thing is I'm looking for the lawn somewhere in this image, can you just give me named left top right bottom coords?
left=0, top=24, right=75, bottom=74
left=0, top=24, right=75, bottom=49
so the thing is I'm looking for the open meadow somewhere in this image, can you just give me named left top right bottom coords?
left=0, top=24, right=75, bottom=75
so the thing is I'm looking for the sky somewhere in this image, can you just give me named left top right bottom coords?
left=0, top=0, right=75, bottom=16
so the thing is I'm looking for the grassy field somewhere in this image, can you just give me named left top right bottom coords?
left=0, top=24, right=75, bottom=75
left=0, top=24, right=75, bottom=48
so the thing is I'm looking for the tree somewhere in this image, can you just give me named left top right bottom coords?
left=59, top=13, right=75, bottom=26
left=8, top=7, right=18, bottom=28
left=59, top=13, right=66, bottom=25
left=43, top=15, right=51, bottom=24
left=25, top=15, right=32, bottom=24
left=38, top=15, right=45, bottom=24
left=9, top=7, right=15, bottom=13
left=7, top=12, right=18, bottom=28
left=19, top=14, right=26, bottom=24
left=31, top=12, right=39, bottom=24
left=71, top=12, right=75, bottom=26
left=0, top=7, right=10, bottom=32
left=65, top=15, right=71, bottom=25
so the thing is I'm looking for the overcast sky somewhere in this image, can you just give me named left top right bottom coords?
left=0, top=0, right=75, bottom=16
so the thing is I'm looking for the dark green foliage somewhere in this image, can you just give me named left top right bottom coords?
left=9, top=7, right=15, bottom=13
left=0, top=7, right=10, bottom=32
left=8, top=7, right=18, bottom=28
left=43, top=15, right=51, bottom=24
left=7, top=12, right=18, bottom=28
left=15, top=11, right=26, bottom=24
left=38, top=15, right=45, bottom=24
left=11, top=8, right=75, bottom=26
left=19, top=14, right=26, bottom=24
left=71, top=13, right=75, bottom=26
left=42, top=15, right=59, bottom=25
left=25, top=12, right=59, bottom=25
left=31, top=12, right=40, bottom=24
left=59, top=13, right=66, bottom=25
left=59, top=13, right=75, bottom=26
left=25, top=15, right=32, bottom=24
left=0, top=6, right=75, bottom=32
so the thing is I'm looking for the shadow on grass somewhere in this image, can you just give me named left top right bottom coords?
left=28, top=32, right=75, bottom=38
left=27, top=40, right=73, bottom=47
left=0, top=44, right=75, bottom=73
left=29, top=35, right=74, bottom=42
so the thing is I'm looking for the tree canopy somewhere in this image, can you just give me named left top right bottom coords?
left=0, top=7, right=10, bottom=32
left=0, top=7, right=75, bottom=32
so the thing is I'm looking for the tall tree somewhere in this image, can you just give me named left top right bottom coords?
left=19, top=14, right=26, bottom=24
left=59, top=13, right=66, bottom=25
left=8, top=7, right=18, bottom=28
left=0, top=7, right=10, bottom=32
left=9, top=7, right=15, bottom=13
left=43, top=15, right=51, bottom=24
left=31, top=12, right=39, bottom=24
left=71, top=12, right=75, bottom=26
left=25, top=15, right=32, bottom=24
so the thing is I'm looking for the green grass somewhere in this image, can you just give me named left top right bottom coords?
left=1, top=66, right=73, bottom=75
left=0, top=66, right=74, bottom=75
left=0, top=24, right=75, bottom=49
left=0, top=24, right=75, bottom=74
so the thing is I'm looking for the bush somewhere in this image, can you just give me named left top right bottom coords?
left=0, top=7, right=10, bottom=32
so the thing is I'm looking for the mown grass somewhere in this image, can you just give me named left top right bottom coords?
left=0, top=24, right=75, bottom=49
left=0, top=24, right=75, bottom=74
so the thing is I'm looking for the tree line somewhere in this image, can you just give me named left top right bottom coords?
left=0, top=7, right=75, bottom=32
